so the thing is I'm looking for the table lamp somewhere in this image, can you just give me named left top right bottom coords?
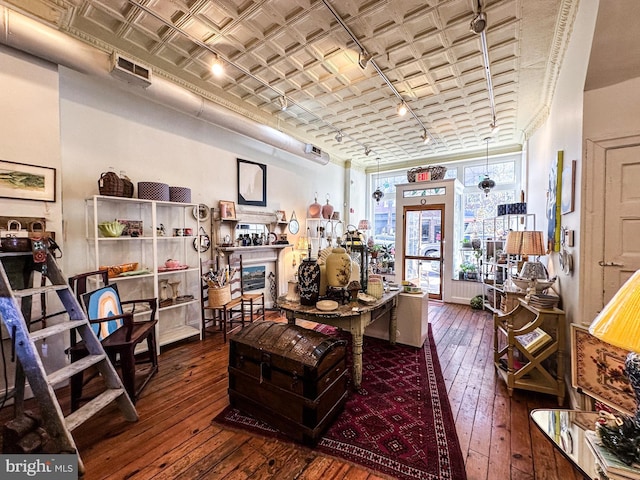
left=589, top=269, right=640, bottom=465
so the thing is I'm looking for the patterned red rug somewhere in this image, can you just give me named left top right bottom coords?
left=214, top=325, right=466, bottom=480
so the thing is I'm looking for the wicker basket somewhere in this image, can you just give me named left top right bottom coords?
left=407, top=165, right=447, bottom=182
left=208, top=285, right=231, bottom=307
left=98, top=172, right=125, bottom=197
left=121, top=175, right=134, bottom=198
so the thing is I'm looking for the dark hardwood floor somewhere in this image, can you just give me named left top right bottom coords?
left=0, top=303, right=582, bottom=479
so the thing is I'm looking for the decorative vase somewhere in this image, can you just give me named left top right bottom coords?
left=321, top=194, right=334, bottom=220
left=297, top=257, right=321, bottom=306
left=159, top=279, right=170, bottom=302
left=285, top=281, right=300, bottom=302
left=308, top=194, right=321, bottom=218
left=325, top=247, right=352, bottom=288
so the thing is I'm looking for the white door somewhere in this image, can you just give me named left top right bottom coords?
left=603, top=144, right=640, bottom=302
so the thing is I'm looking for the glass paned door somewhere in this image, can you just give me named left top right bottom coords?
left=403, top=206, right=444, bottom=300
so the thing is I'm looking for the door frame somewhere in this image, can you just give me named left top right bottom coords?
left=401, top=204, right=445, bottom=300
left=582, top=133, right=640, bottom=324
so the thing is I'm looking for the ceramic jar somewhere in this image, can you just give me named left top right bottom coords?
left=325, top=247, right=352, bottom=288
left=297, top=257, right=321, bottom=306
left=308, top=194, right=321, bottom=218
left=285, top=281, right=300, bottom=302
left=321, top=194, right=334, bottom=220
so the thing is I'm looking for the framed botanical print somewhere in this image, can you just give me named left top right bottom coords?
left=237, top=158, right=266, bottom=207
left=0, top=160, right=56, bottom=202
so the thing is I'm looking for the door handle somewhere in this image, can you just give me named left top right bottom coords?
left=598, top=261, right=624, bottom=267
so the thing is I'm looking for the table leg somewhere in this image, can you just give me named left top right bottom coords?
left=389, top=297, right=398, bottom=345
left=351, top=328, right=364, bottom=389
left=285, top=311, right=295, bottom=325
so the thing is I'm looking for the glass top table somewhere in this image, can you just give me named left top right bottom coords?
left=530, top=409, right=599, bottom=479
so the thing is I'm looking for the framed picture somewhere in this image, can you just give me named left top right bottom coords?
left=219, top=200, right=236, bottom=220
left=237, top=158, right=266, bottom=207
left=571, top=323, right=635, bottom=415
left=546, top=151, right=563, bottom=252
left=0, top=160, right=56, bottom=202
left=561, top=159, right=576, bottom=214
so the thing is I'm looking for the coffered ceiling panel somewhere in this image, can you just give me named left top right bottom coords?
left=7, top=0, right=575, bottom=168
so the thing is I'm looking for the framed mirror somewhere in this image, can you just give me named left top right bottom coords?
left=288, top=211, right=300, bottom=235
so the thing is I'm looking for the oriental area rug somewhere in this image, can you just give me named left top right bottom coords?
left=214, top=325, right=467, bottom=480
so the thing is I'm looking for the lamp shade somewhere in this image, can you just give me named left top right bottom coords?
left=504, top=231, right=523, bottom=255
left=520, top=231, right=545, bottom=256
left=589, top=270, right=640, bottom=352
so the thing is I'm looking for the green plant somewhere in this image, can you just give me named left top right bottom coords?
left=460, top=261, right=476, bottom=273
left=461, top=239, right=472, bottom=249
left=470, top=295, right=484, bottom=309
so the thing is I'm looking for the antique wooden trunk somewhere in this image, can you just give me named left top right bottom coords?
left=228, top=321, right=348, bottom=445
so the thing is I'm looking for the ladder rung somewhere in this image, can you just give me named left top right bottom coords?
left=65, top=388, right=126, bottom=431
left=29, top=320, right=87, bottom=342
left=13, top=284, right=68, bottom=298
left=46, top=354, right=107, bottom=386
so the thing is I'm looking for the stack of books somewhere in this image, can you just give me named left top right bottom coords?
left=528, top=294, right=560, bottom=310
left=585, top=430, right=640, bottom=480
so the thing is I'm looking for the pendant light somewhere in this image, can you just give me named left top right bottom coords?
left=478, top=137, right=495, bottom=196
left=372, top=157, right=384, bottom=204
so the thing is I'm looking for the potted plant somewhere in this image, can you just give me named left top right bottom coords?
left=461, top=239, right=472, bottom=250
left=460, top=261, right=478, bottom=280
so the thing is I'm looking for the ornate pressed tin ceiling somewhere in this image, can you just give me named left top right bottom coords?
left=5, top=0, right=575, bottom=168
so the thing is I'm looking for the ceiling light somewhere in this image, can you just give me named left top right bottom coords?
left=364, top=146, right=372, bottom=156
left=490, top=122, right=500, bottom=135
left=278, top=96, right=288, bottom=111
left=372, top=157, right=384, bottom=204
left=478, top=137, right=495, bottom=196
left=335, top=130, right=343, bottom=143
left=358, top=50, right=372, bottom=69
left=470, top=12, right=487, bottom=34
left=421, top=129, right=431, bottom=145
left=397, top=102, right=407, bottom=116
left=211, top=56, right=224, bottom=76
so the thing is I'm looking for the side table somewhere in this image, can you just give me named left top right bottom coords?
left=530, top=409, right=599, bottom=479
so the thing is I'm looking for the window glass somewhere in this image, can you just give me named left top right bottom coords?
left=464, top=161, right=515, bottom=187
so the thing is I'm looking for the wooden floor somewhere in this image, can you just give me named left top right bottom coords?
left=0, top=303, right=583, bottom=480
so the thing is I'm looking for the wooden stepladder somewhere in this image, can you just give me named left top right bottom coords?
left=0, top=251, right=138, bottom=474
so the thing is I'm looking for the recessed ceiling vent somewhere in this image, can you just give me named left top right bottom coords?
left=304, top=144, right=322, bottom=157
left=110, top=53, right=152, bottom=88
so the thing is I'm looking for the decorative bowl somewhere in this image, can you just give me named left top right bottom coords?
left=100, top=262, right=139, bottom=278
left=98, top=221, right=125, bottom=237
left=165, top=259, right=181, bottom=268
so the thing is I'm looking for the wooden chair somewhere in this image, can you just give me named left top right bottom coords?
left=68, top=270, right=159, bottom=410
left=201, top=259, right=244, bottom=342
left=234, top=255, right=265, bottom=324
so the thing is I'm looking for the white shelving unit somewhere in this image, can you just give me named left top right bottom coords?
left=85, top=195, right=202, bottom=349
left=481, top=214, right=536, bottom=314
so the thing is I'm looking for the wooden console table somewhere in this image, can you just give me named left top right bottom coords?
left=494, top=299, right=565, bottom=405
left=278, top=290, right=400, bottom=389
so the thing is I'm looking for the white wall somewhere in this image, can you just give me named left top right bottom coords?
left=58, top=67, right=346, bottom=295
left=0, top=45, right=62, bottom=230
left=527, top=0, right=599, bottom=331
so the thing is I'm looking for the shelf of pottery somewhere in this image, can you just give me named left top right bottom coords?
left=481, top=213, right=536, bottom=314
left=85, top=195, right=202, bottom=348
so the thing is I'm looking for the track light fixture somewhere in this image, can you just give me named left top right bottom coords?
left=470, top=0, right=487, bottom=34
left=278, top=96, right=288, bottom=111
left=478, top=137, right=496, bottom=196
left=421, top=129, right=431, bottom=145
left=211, top=55, right=224, bottom=76
left=397, top=101, right=407, bottom=116
left=489, top=119, right=500, bottom=135
left=364, top=146, right=372, bottom=156
left=358, top=50, right=373, bottom=69
left=335, top=130, right=343, bottom=143
left=372, top=157, right=384, bottom=204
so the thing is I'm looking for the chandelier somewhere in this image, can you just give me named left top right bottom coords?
left=478, top=137, right=495, bottom=196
